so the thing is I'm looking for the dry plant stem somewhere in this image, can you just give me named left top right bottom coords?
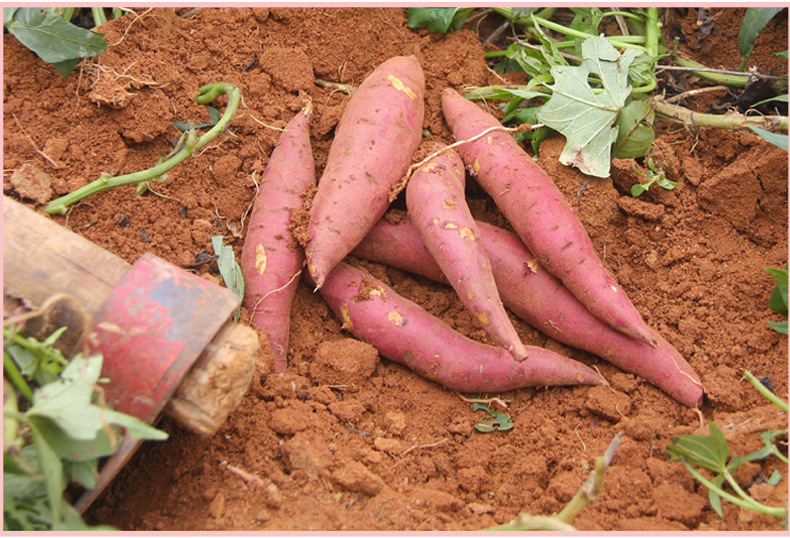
left=665, top=85, right=729, bottom=104
left=649, top=96, right=789, bottom=132
left=388, top=123, right=541, bottom=201
left=314, top=78, right=356, bottom=95
left=400, top=438, right=448, bottom=458
left=456, top=392, right=509, bottom=409
left=12, top=114, right=60, bottom=169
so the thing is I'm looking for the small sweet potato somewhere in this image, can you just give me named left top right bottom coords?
left=352, top=217, right=704, bottom=406
left=405, top=142, right=528, bottom=360
left=310, top=262, right=604, bottom=392
left=241, top=105, right=315, bottom=373
left=305, top=55, right=425, bottom=288
left=441, top=88, right=655, bottom=347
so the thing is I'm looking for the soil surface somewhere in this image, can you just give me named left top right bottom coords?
left=3, top=7, right=788, bottom=532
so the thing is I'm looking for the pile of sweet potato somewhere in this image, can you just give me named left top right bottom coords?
left=240, top=55, right=703, bottom=407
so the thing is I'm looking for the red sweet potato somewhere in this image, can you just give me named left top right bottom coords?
left=352, top=217, right=704, bottom=406
left=441, top=88, right=655, bottom=347
left=241, top=105, right=315, bottom=373
left=309, top=261, right=604, bottom=392
left=305, top=56, right=425, bottom=288
left=405, top=143, right=528, bottom=360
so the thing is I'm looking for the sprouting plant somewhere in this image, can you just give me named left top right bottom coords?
left=43, top=82, right=241, bottom=215
left=765, top=264, right=788, bottom=334
left=211, top=235, right=245, bottom=322
left=3, top=325, right=168, bottom=530
left=472, top=402, right=513, bottom=433
left=408, top=7, right=789, bottom=176
left=630, top=157, right=681, bottom=197
left=666, top=371, right=788, bottom=529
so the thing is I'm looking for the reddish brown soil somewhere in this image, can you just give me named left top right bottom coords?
left=3, top=7, right=788, bottom=532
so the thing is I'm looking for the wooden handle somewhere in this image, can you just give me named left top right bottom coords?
left=3, top=196, right=257, bottom=436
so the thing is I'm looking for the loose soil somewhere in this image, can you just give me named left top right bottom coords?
left=3, top=7, right=788, bottom=532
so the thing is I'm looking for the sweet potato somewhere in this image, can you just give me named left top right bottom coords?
left=441, top=88, right=656, bottom=347
left=405, top=143, right=528, bottom=360
left=305, top=55, right=425, bottom=288
left=352, top=217, right=704, bottom=406
left=310, top=261, right=603, bottom=392
left=241, top=105, right=315, bottom=373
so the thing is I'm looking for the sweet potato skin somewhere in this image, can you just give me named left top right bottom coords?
left=441, top=88, right=655, bottom=347
left=405, top=143, right=528, bottom=360
left=241, top=106, right=315, bottom=373
left=305, top=56, right=425, bottom=288
left=352, top=217, right=704, bottom=406
left=311, top=262, right=604, bottom=392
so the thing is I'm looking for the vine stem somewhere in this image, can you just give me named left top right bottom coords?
left=649, top=95, right=788, bottom=132
left=4, top=352, right=33, bottom=403
left=44, top=82, right=241, bottom=215
left=682, top=461, right=788, bottom=519
left=744, top=370, right=789, bottom=412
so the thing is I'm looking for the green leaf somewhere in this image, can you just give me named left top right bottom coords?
left=655, top=176, right=681, bottom=190
left=3, top=7, right=107, bottom=77
left=569, top=8, right=604, bottom=57
left=666, top=422, right=729, bottom=473
left=613, top=100, right=655, bottom=159
left=776, top=50, right=789, bottom=59
left=537, top=36, right=640, bottom=177
left=628, top=53, right=658, bottom=88
left=27, top=354, right=168, bottom=442
left=738, top=8, right=784, bottom=57
left=768, top=320, right=788, bottom=334
left=63, top=458, right=100, bottom=490
left=708, top=473, right=727, bottom=517
left=173, top=106, right=221, bottom=132
left=405, top=8, right=472, bottom=33
left=765, top=265, right=788, bottom=315
left=767, top=469, right=783, bottom=486
left=751, top=93, right=789, bottom=108
left=25, top=418, right=64, bottom=527
left=211, top=235, right=245, bottom=299
left=28, top=416, right=121, bottom=462
left=4, top=379, right=20, bottom=450
left=530, top=15, right=569, bottom=69
left=472, top=402, right=514, bottom=433
left=4, top=326, right=68, bottom=387
left=748, top=124, right=789, bottom=151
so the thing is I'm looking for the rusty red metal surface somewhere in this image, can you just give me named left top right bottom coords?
left=75, top=252, right=241, bottom=512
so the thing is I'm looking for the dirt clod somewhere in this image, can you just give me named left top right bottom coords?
left=9, top=163, right=54, bottom=204
left=309, top=338, right=379, bottom=387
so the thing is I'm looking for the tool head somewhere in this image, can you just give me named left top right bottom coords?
left=75, top=253, right=242, bottom=513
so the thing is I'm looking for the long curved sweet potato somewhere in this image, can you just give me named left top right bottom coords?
left=441, top=88, right=655, bottom=347
left=305, top=55, right=425, bottom=289
left=309, top=262, right=604, bottom=393
left=241, top=105, right=315, bottom=373
left=352, top=217, right=704, bottom=406
left=405, top=142, right=528, bottom=360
